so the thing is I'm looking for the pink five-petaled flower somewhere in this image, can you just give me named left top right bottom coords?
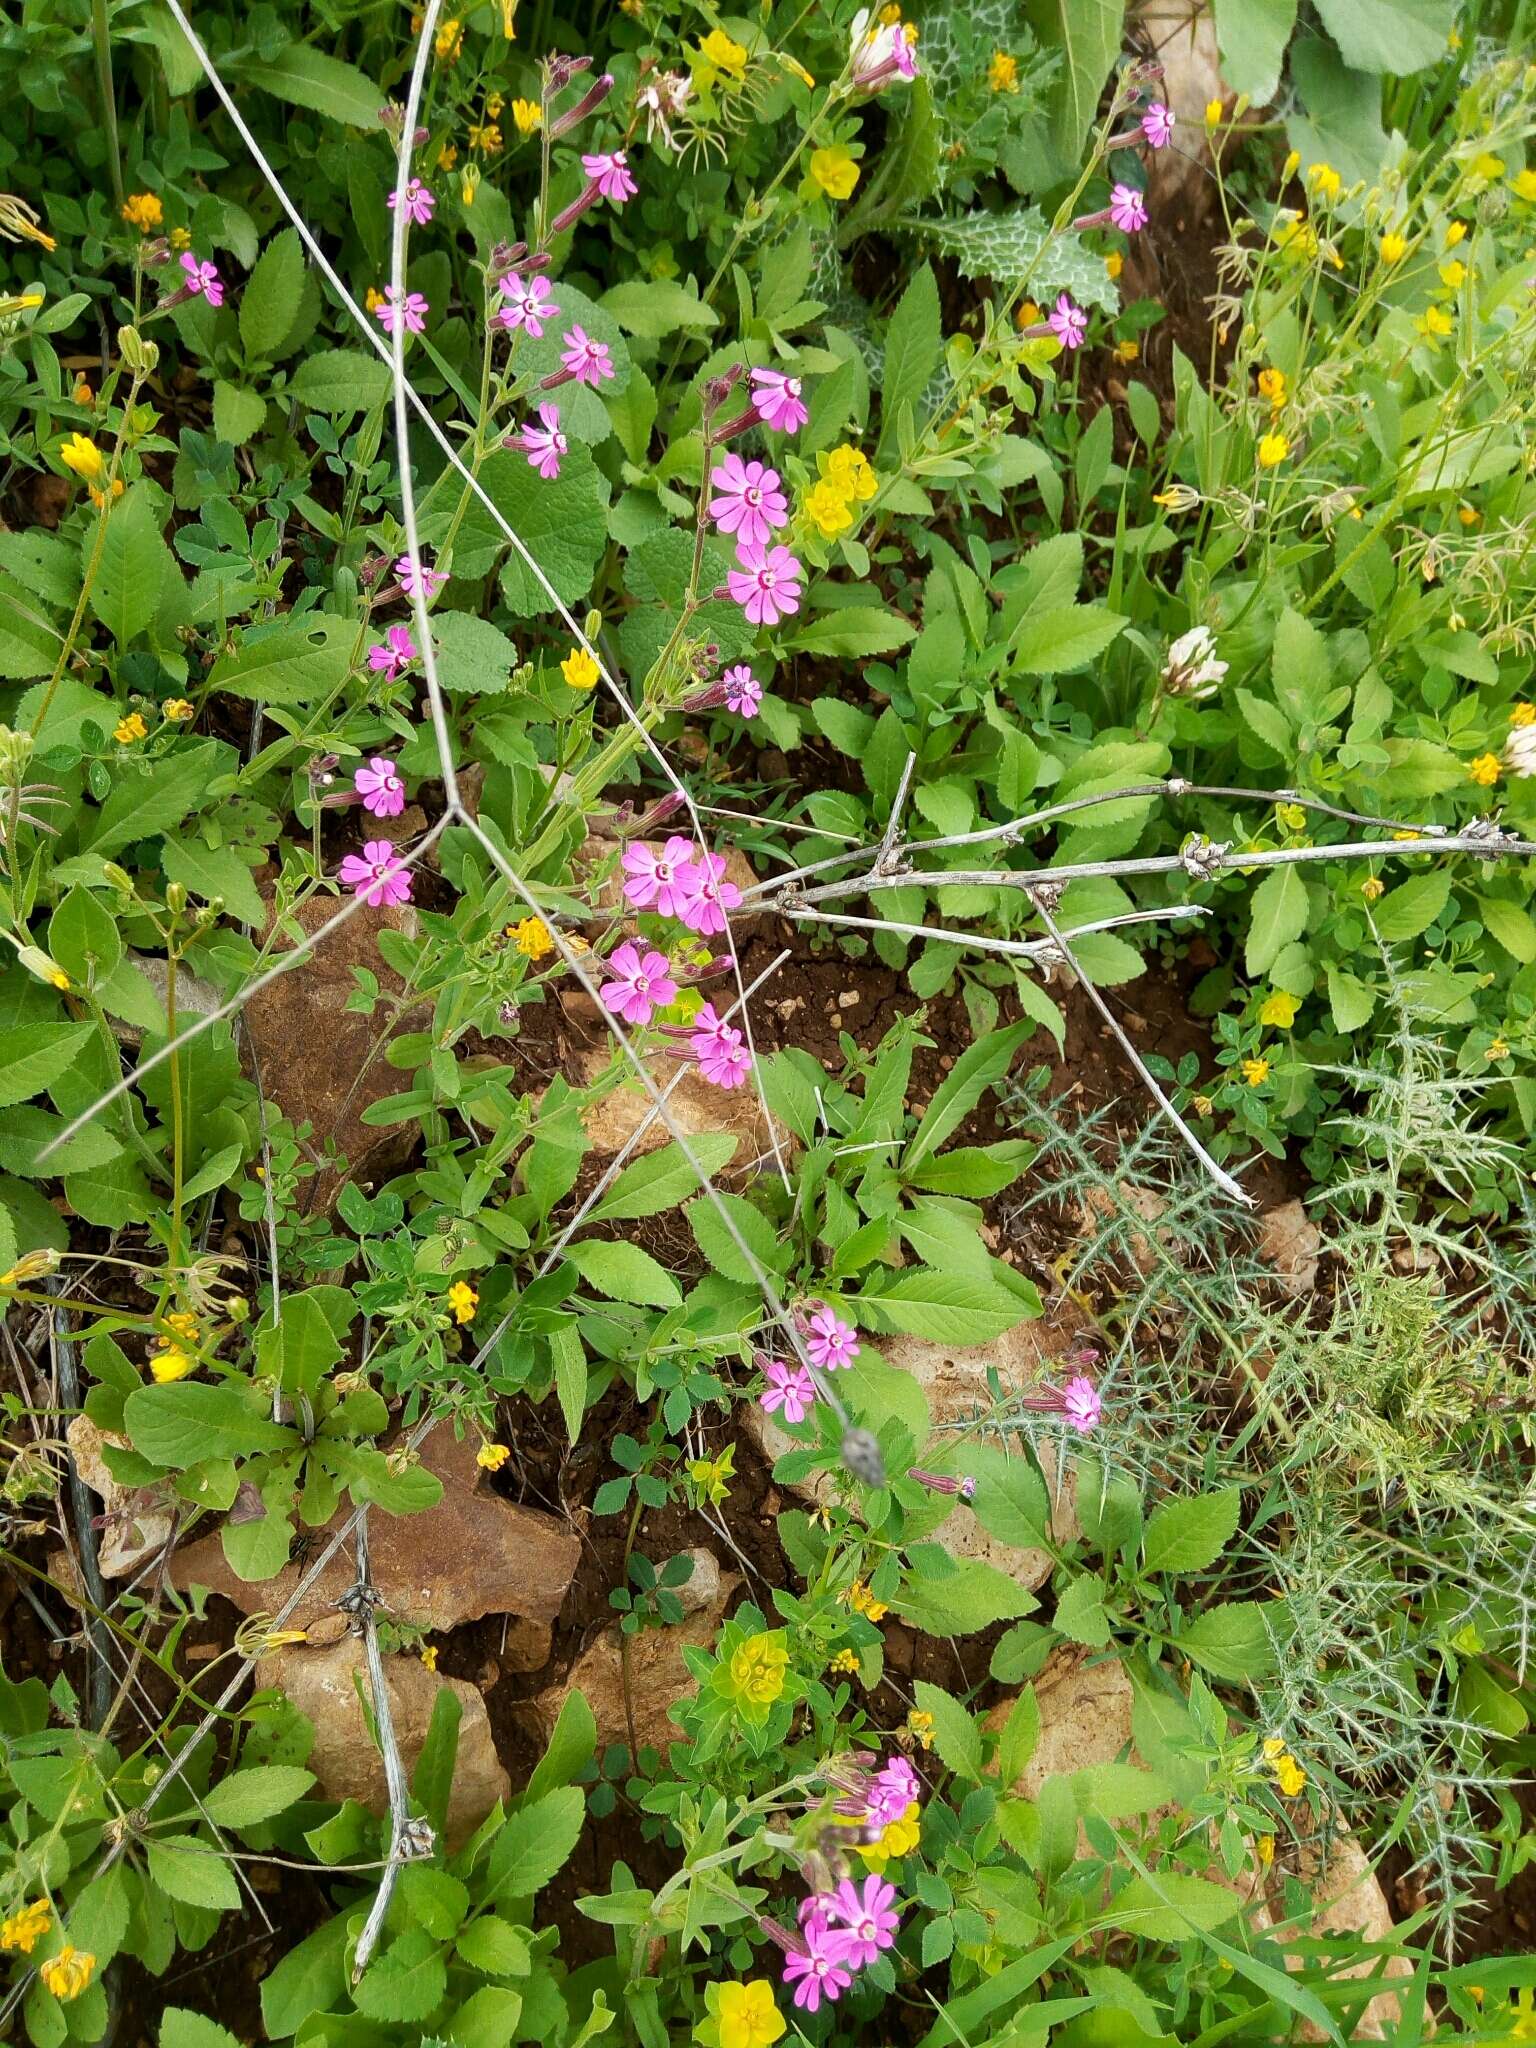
left=559, top=325, right=615, bottom=387
left=180, top=252, right=223, bottom=307
left=1048, top=294, right=1088, bottom=350
left=804, top=1302, right=857, bottom=1372
left=1142, top=101, right=1176, bottom=149
left=782, top=1917, right=854, bottom=2014
left=722, top=664, right=763, bottom=716
left=824, top=1875, right=901, bottom=1969
left=498, top=272, right=559, bottom=338
left=726, top=542, right=803, bottom=628
left=708, top=453, right=790, bottom=551
left=1062, top=1374, right=1102, bottom=1434
left=599, top=942, right=678, bottom=1028
left=1109, top=182, right=1149, bottom=232
left=760, top=1357, right=817, bottom=1424
left=621, top=835, right=699, bottom=918
left=387, top=178, right=435, bottom=226
left=375, top=286, right=429, bottom=335
left=354, top=758, right=406, bottom=818
left=690, top=1002, right=751, bottom=1088
left=520, top=403, right=568, bottom=480
left=394, top=553, right=448, bottom=600
left=367, top=624, right=417, bottom=680
left=581, top=150, right=638, bottom=204
left=677, top=850, right=743, bottom=937
left=867, top=1754, right=921, bottom=1827
left=338, top=840, right=412, bottom=908
left=749, top=366, right=809, bottom=433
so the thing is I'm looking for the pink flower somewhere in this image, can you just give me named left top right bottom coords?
left=677, top=851, right=743, bottom=937
left=726, top=542, right=803, bottom=628
left=804, top=1302, right=857, bottom=1372
left=581, top=150, right=638, bottom=204
left=621, top=835, right=699, bottom=918
left=498, top=272, right=559, bottom=338
left=722, top=664, right=763, bottom=716
left=907, top=1468, right=976, bottom=1500
left=851, top=17, right=920, bottom=94
left=1109, top=183, right=1148, bottom=232
left=824, top=1876, right=900, bottom=1968
left=599, top=942, right=678, bottom=1027
left=354, top=757, right=406, bottom=818
left=709, top=453, right=789, bottom=550
left=1142, top=101, right=1175, bottom=149
left=690, top=1003, right=751, bottom=1088
left=558, top=325, right=615, bottom=387
left=367, top=625, right=417, bottom=680
left=749, top=367, right=809, bottom=433
left=338, top=839, right=412, bottom=908
left=375, top=286, right=429, bottom=335
left=394, top=553, right=447, bottom=599
left=180, top=252, right=223, bottom=307
left=387, top=178, right=435, bottom=226
left=760, top=1357, right=816, bottom=1423
left=1048, top=293, right=1087, bottom=350
left=782, top=1921, right=854, bottom=2014
left=520, top=402, right=568, bottom=480
left=1062, top=1375, right=1102, bottom=1434
left=866, top=1755, right=920, bottom=1827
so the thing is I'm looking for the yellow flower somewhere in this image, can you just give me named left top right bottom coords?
left=1446, top=220, right=1467, bottom=246
left=511, top=98, right=542, bottom=135
left=1192, top=1093, right=1214, bottom=1116
left=1277, top=803, right=1308, bottom=833
left=1256, top=366, right=1287, bottom=407
left=1114, top=338, right=1139, bottom=363
left=1473, top=152, right=1505, bottom=182
left=1420, top=303, right=1454, bottom=338
left=150, top=1345, right=195, bottom=1383
left=1272, top=1752, right=1306, bottom=1798
left=1510, top=702, right=1536, bottom=726
left=420, top=1643, right=438, bottom=1671
left=1258, top=991, right=1299, bottom=1030
left=1281, top=150, right=1300, bottom=181
left=484, top=91, right=504, bottom=118
left=1360, top=876, right=1385, bottom=903
left=728, top=1633, right=788, bottom=1708
left=907, top=1708, right=936, bottom=1750
left=1257, top=432, right=1289, bottom=468
left=164, top=1310, right=200, bottom=1344
left=810, top=147, right=859, bottom=201
left=561, top=647, right=599, bottom=690
left=477, top=1441, right=511, bottom=1470
left=1307, top=163, right=1340, bottom=201
left=1240, top=1057, right=1270, bottom=1087
left=988, top=50, right=1019, bottom=94
left=59, top=433, right=104, bottom=481
left=861, top=1801, right=921, bottom=1868
left=461, top=165, right=481, bottom=207
left=829, top=1648, right=860, bottom=1674
left=72, top=377, right=93, bottom=405
left=1273, top=211, right=1318, bottom=262
left=1262, top=1736, right=1286, bottom=1761
left=89, top=477, right=126, bottom=510
left=434, top=16, right=463, bottom=60
left=698, top=28, right=748, bottom=80
left=1104, top=248, right=1123, bottom=281
left=1256, top=1835, right=1274, bottom=1867
left=448, top=1279, right=478, bottom=1324
left=1015, top=299, right=1041, bottom=329
left=510, top=916, right=554, bottom=959
left=0, top=194, right=56, bottom=250
left=467, top=122, right=502, bottom=153
left=0, top=1901, right=51, bottom=1955
left=688, top=1445, right=735, bottom=1507
left=365, top=286, right=386, bottom=313
left=825, top=445, right=877, bottom=502
left=1439, top=258, right=1466, bottom=288
left=716, top=1981, right=785, bottom=2048
left=121, top=191, right=163, bottom=231
left=846, top=1579, right=888, bottom=1623
left=1469, top=753, right=1501, bottom=786
left=113, top=712, right=147, bottom=745
left=805, top=481, right=855, bottom=539
left=1379, top=231, right=1408, bottom=264
left=502, top=0, right=519, bottom=33
left=1205, top=97, right=1223, bottom=128
left=40, top=1946, right=93, bottom=2002
left=1487, top=1037, right=1510, bottom=1061
left=1459, top=503, right=1481, bottom=527
left=170, top=225, right=191, bottom=250
left=162, top=699, right=194, bottom=721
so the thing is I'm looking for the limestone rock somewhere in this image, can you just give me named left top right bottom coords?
left=1257, top=1199, right=1322, bottom=1297
left=669, top=1547, right=724, bottom=1616
left=985, top=1650, right=1137, bottom=1794
left=172, top=1429, right=579, bottom=1634
left=260, top=1638, right=507, bottom=1851
left=530, top=1574, right=738, bottom=1753
left=66, top=1416, right=174, bottom=1578
left=572, top=1041, right=786, bottom=1165
left=1286, top=1831, right=1420, bottom=2043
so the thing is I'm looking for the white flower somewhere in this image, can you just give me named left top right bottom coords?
left=636, top=70, right=691, bottom=150
left=1505, top=724, right=1536, bottom=778
left=1163, top=625, right=1228, bottom=697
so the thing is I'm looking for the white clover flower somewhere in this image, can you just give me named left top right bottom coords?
left=1163, top=625, right=1229, bottom=697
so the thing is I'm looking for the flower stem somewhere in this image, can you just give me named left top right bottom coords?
left=92, top=0, right=125, bottom=211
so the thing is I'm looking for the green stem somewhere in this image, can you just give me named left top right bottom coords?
left=92, top=0, right=125, bottom=211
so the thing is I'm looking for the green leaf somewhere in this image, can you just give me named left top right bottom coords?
left=526, top=1686, right=598, bottom=1803
left=90, top=487, right=174, bottom=646
left=685, top=1192, right=784, bottom=1286
left=0, top=1023, right=95, bottom=1110
left=455, top=1917, right=533, bottom=1977
left=1053, top=1572, right=1112, bottom=1648
left=48, top=887, right=122, bottom=990
left=1032, top=0, right=1124, bottom=164
left=878, top=264, right=942, bottom=463
left=239, top=229, right=308, bottom=362
left=1010, top=605, right=1125, bottom=678
left=287, top=348, right=392, bottom=416
left=487, top=1786, right=585, bottom=1900
left=787, top=608, right=916, bottom=659
left=599, top=280, right=717, bottom=338
left=432, top=610, right=519, bottom=696
left=1312, top=0, right=1454, bottom=73
left=566, top=1239, right=681, bottom=1308
left=122, top=1382, right=292, bottom=1467
left=912, top=1680, right=984, bottom=1782
left=1326, top=966, right=1376, bottom=1033
left=1478, top=897, right=1536, bottom=964
left=260, top=1911, right=350, bottom=2039
left=212, top=382, right=266, bottom=446
left=160, top=834, right=264, bottom=927
left=1101, top=1871, right=1240, bottom=1942
left=1371, top=871, right=1451, bottom=943
left=996, top=1688, right=1041, bottom=1788
left=901, top=1557, right=1038, bottom=1636
left=905, top=1024, right=1031, bottom=1168
left=1178, top=1602, right=1278, bottom=1683
left=255, top=1290, right=343, bottom=1400
left=848, top=1270, right=1037, bottom=1345
left=146, top=1835, right=241, bottom=1912
left=65, top=1151, right=157, bottom=1229
left=352, top=1928, right=448, bottom=2023
left=235, top=44, right=387, bottom=128
left=549, top=1322, right=587, bottom=1446
left=207, top=614, right=356, bottom=705
left=447, top=445, right=610, bottom=615
left=900, top=205, right=1118, bottom=313
left=587, top=1132, right=739, bottom=1222
left=200, top=1765, right=315, bottom=1828
left=1141, top=1487, right=1242, bottom=1576
left=160, top=2009, right=243, bottom=2048
left=1244, top=865, right=1308, bottom=977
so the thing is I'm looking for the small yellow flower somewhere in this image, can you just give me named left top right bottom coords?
left=1277, top=804, right=1308, bottom=835
left=164, top=1310, right=200, bottom=1344
left=1420, top=303, right=1454, bottom=338
left=59, top=433, right=104, bottom=481
left=846, top=1579, right=888, bottom=1623
left=461, top=165, right=481, bottom=207
left=988, top=50, right=1019, bottom=94
left=810, top=147, right=859, bottom=201
left=1205, top=97, right=1223, bottom=128
left=73, top=377, right=94, bottom=405
left=1152, top=484, right=1201, bottom=512
left=420, top=1643, right=439, bottom=1671
left=511, top=98, right=542, bottom=136
left=561, top=647, right=600, bottom=690
left=1262, top=1736, right=1286, bottom=1760
left=89, top=477, right=126, bottom=510
left=1192, top=1093, right=1214, bottom=1116
left=1272, top=1753, right=1306, bottom=1798
left=1469, top=753, right=1501, bottom=787
left=121, top=191, right=164, bottom=231
left=1256, top=366, right=1287, bottom=407
left=1439, top=258, right=1467, bottom=288
left=829, top=1648, right=860, bottom=1674
left=1487, top=1037, right=1511, bottom=1060
left=1446, top=219, right=1467, bottom=246
left=1104, top=248, right=1123, bottom=281
left=1257, top=431, right=1289, bottom=468
left=477, top=1441, right=511, bottom=1470
left=1361, top=876, right=1385, bottom=903
left=825, top=445, right=877, bottom=502
left=162, top=699, right=194, bottom=721
left=715, top=1980, right=786, bottom=2048
left=1459, top=503, right=1481, bottom=527
left=1307, top=163, right=1340, bottom=201
left=1472, top=152, right=1506, bottom=182
left=169, top=225, right=191, bottom=250
left=1015, top=299, right=1041, bottom=329
left=447, top=1279, right=478, bottom=1324
left=437, top=142, right=458, bottom=172
left=510, top=916, right=554, bottom=959
left=1259, top=991, right=1300, bottom=1029
left=1510, top=702, right=1536, bottom=726
left=150, top=1345, right=195, bottom=1384
left=728, top=1634, right=788, bottom=1708
left=806, top=480, right=855, bottom=538
left=0, top=1901, right=52, bottom=1955
left=434, top=16, right=463, bottom=60
left=40, top=1946, right=93, bottom=2002
left=860, top=1801, right=921, bottom=1868
left=698, top=28, right=748, bottom=80
left=467, top=121, right=502, bottom=153
left=1392, top=830, right=1423, bottom=842
left=0, top=194, right=56, bottom=250
left=1379, top=231, right=1408, bottom=264
left=113, top=712, right=147, bottom=745
left=1114, top=337, right=1139, bottom=363
left=1240, top=1057, right=1270, bottom=1087
left=1281, top=150, right=1300, bottom=181
left=907, top=1708, right=936, bottom=1750
left=1256, top=1834, right=1275, bottom=1867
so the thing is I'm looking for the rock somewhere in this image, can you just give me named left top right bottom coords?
left=241, top=877, right=425, bottom=1212
left=1257, top=1199, right=1322, bottom=1297
left=172, top=1429, right=579, bottom=1635
left=985, top=1650, right=1137, bottom=1794
left=530, top=1575, right=738, bottom=1753
left=499, top=1616, right=553, bottom=1674
left=571, top=1042, right=787, bottom=1165
left=1138, top=0, right=1225, bottom=202
left=746, top=1313, right=1090, bottom=1593
left=108, top=953, right=222, bottom=1047
left=260, top=1638, right=508, bottom=1851
left=66, top=1416, right=174, bottom=1578
left=669, top=1547, right=724, bottom=1616
left=1284, top=1831, right=1419, bottom=2043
